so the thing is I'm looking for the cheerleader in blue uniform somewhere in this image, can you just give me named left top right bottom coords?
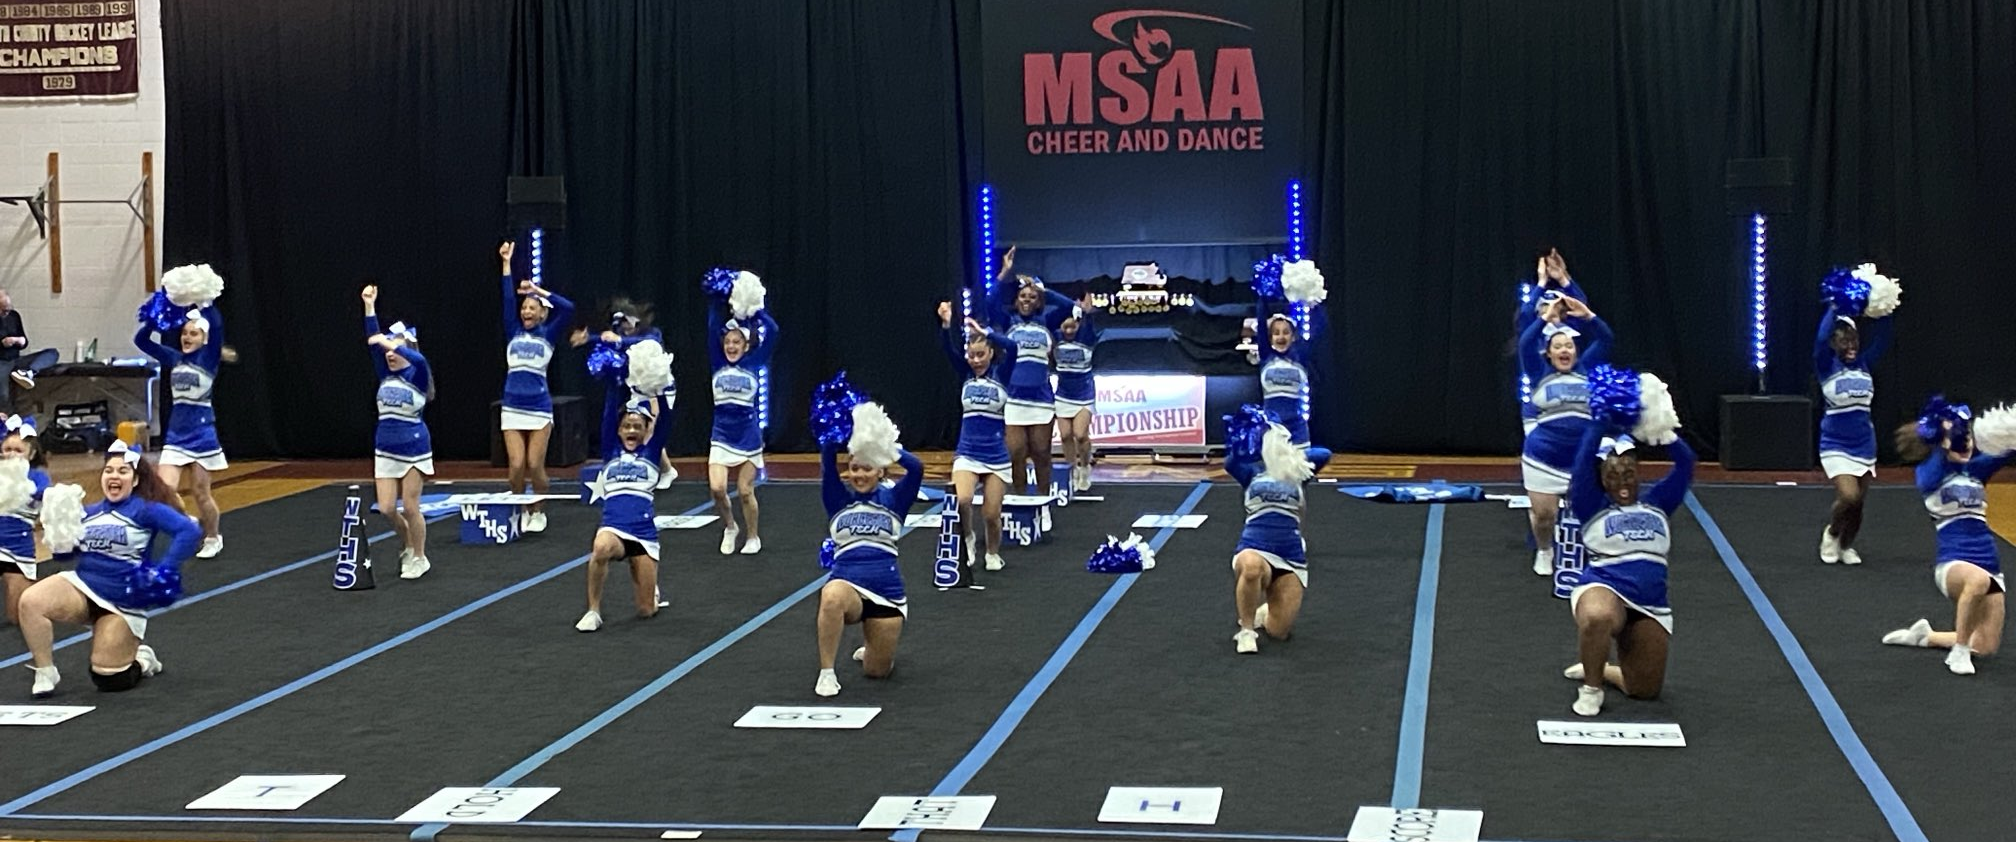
left=937, top=302, right=1014, bottom=571
left=134, top=303, right=227, bottom=559
left=1513, top=249, right=1590, bottom=436
left=573, top=300, right=677, bottom=489
left=576, top=396, right=672, bottom=632
left=1881, top=408, right=2008, bottom=675
left=986, top=247, right=1073, bottom=517
left=813, top=407, right=924, bottom=697
left=497, top=241, right=576, bottom=534
left=362, top=285, right=434, bottom=580
left=1, top=415, right=50, bottom=626
left=1228, top=412, right=1313, bottom=654
left=1561, top=425, right=1695, bottom=716
left=1812, top=306, right=1890, bottom=564
left=1054, top=300, right=1101, bottom=493
left=1254, top=298, right=1334, bottom=474
left=19, top=442, right=197, bottom=697
left=707, top=305, right=778, bottom=555
left=1518, top=294, right=1613, bottom=576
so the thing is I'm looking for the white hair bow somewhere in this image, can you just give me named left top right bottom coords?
left=1598, top=435, right=1637, bottom=458
left=107, top=439, right=142, bottom=466
left=4, top=414, right=35, bottom=438
left=624, top=397, right=657, bottom=421
left=384, top=321, right=418, bottom=343
left=184, top=310, right=211, bottom=333
left=1542, top=322, right=1581, bottom=342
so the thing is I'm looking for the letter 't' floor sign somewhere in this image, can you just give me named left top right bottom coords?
left=1535, top=720, right=1686, bottom=747
left=733, top=705, right=881, bottom=729
left=1097, top=786, right=1223, bottom=825
left=1346, top=807, right=1483, bottom=842
left=395, top=787, right=560, bottom=823
left=186, top=775, right=346, bottom=810
left=857, top=795, right=997, bottom=831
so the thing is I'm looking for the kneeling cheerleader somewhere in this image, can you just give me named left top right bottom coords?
left=1225, top=405, right=1315, bottom=654
left=1, top=415, right=52, bottom=626
left=576, top=342, right=675, bottom=633
left=810, top=379, right=923, bottom=697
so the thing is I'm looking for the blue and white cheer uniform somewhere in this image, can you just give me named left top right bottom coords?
left=944, top=326, right=1014, bottom=482
left=54, top=495, right=200, bottom=638
left=1813, top=307, right=1891, bottom=478
left=822, top=442, right=925, bottom=617
left=1227, top=450, right=1308, bottom=586
left=707, top=309, right=778, bottom=468
left=135, top=304, right=228, bottom=470
left=499, top=271, right=576, bottom=431
left=1915, top=451, right=2010, bottom=596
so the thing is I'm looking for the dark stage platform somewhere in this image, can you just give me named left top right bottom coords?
left=0, top=481, right=2003, bottom=842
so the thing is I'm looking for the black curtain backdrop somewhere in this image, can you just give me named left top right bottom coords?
left=165, top=0, right=2016, bottom=461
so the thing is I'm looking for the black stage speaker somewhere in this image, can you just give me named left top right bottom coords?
left=1725, top=158, right=1793, bottom=215
left=507, top=176, right=567, bottom=231
left=1719, top=394, right=1812, bottom=470
left=490, top=395, right=589, bottom=467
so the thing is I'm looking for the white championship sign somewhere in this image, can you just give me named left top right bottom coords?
left=1347, top=807, right=1483, bottom=842
left=396, top=787, right=560, bottom=823
left=1097, top=786, right=1223, bottom=825
left=733, top=705, right=881, bottom=729
left=1536, top=720, right=1686, bottom=747
left=0, top=705, right=94, bottom=726
left=187, top=775, right=346, bottom=811
left=858, top=795, right=997, bottom=831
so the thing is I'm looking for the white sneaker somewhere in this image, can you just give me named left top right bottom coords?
left=657, top=467, right=676, bottom=490
left=399, top=546, right=416, bottom=567
left=1254, top=603, right=1270, bottom=632
left=719, top=527, right=740, bottom=555
left=656, top=588, right=669, bottom=608
left=29, top=664, right=59, bottom=698
left=984, top=553, right=1004, bottom=572
left=1562, top=662, right=1586, bottom=680
left=400, top=555, right=430, bottom=580
left=575, top=610, right=603, bottom=632
left=1947, top=644, right=1977, bottom=675
left=1573, top=685, right=1604, bottom=716
left=1881, top=619, right=1932, bottom=647
left=135, top=645, right=163, bottom=677
left=196, top=536, right=223, bottom=559
left=524, top=511, right=547, bottom=533
left=1841, top=548, right=1863, bottom=566
left=1820, top=528, right=1841, bottom=563
left=739, top=537, right=763, bottom=555
left=1532, top=549, right=1553, bottom=576
left=851, top=646, right=866, bottom=663
left=815, top=670, right=841, bottom=697
left=10, top=370, right=33, bottom=390
left=1233, top=628, right=1259, bottom=654
left=1039, top=506, right=1052, bottom=533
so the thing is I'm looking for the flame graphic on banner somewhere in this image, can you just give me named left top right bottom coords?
left=1092, top=9, right=1252, bottom=46
left=1132, top=22, right=1173, bottom=65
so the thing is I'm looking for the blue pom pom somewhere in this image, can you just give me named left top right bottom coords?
left=1586, top=364, right=1643, bottom=431
left=702, top=266, right=738, bottom=301
left=1085, top=539, right=1147, bottom=574
left=123, top=563, right=182, bottom=610
left=810, top=370, right=865, bottom=448
left=586, top=342, right=627, bottom=379
left=137, top=291, right=181, bottom=333
left=1250, top=254, right=1287, bottom=300
left=1222, top=403, right=1275, bottom=461
left=820, top=538, right=837, bottom=570
left=1916, top=394, right=1972, bottom=445
left=1820, top=267, right=1871, bottom=315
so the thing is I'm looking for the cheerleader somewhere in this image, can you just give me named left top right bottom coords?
left=18, top=442, right=197, bottom=697
left=1228, top=411, right=1314, bottom=654
left=576, top=396, right=671, bottom=632
left=1513, top=249, right=1590, bottom=436
left=1560, top=424, right=1695, bottom=716
left=813, top=406, right=923, bottom=697
left=1, top=415, right=49, bottom=625
left=133, top=304, right=226, bottom=559
left=1814, top=314, right=1893, bottom=566
left=497, top=241, right=576, bottom=533
left=362, top=285, right=434, bottom=580
left=1254, top=297, right=1334, bottom=473
left=1518, top=294, right=1613, bottom=576
left=937, top=303, right=1013, bottom=571
left=573, top=300, right=677, bottom=488
left=1880, top=407, right=2008, bottom=675
left=985, top=246, right=1073, bottom=514
left=706, top=305, right=778, bottom=555
left=1054, top=300, right=1101, bottom=493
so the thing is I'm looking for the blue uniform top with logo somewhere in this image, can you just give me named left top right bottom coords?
left=64, top=496, right=201, bottom=612
left=822, top=440, right=925, bottom=615
left=1513, top=278, right=1589, bottom=433
left=500, top=271, right=576, bottom=419
left=365, top=315, right=433, bottom=462
left=707, top=308, right=778, bottom=459
left=1054, top=311, right=1101, bottom=405
left=1254, top=295, right=1326, bottom=445
left=0, top=466, right=50, bottom=567
left=596, top=398, right=674, bottom=549
left=1916, top=450, right=2010, bottom=572
left=1518, top=314, right=1613, bottom=477
left=986, top=280, right=1074, bottom=410
left=943, top=326, right=1014, bottom=469
left=1226, top=451, right=1305, bottom=565
left=1567, top=426, right=1695, bottom=625
left=133, top=303, right=225, bottom=460
left=1813, top=306, right=1891, bottom=466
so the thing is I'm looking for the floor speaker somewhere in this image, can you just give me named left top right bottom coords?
left=1719, top=394, right=1812, bottom=470
left=490, top=395, right=589, bottom=468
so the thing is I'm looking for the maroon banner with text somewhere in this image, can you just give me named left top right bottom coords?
left=0, top=1, right=140, bottom=99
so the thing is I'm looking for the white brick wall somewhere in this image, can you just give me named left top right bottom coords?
left=0, top=0, right=165, bottom=361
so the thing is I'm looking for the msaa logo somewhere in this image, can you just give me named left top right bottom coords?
left=1024, top=11, right=1262, bottom=127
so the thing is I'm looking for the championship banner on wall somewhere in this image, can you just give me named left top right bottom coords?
left=980, top=1, right=1303, bottom=245
left=1087, top=374, right=1206, bottom=448
left=0, top=2, right=140, bottom=100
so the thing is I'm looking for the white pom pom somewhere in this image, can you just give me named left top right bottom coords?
left=0, top=458, right=32, bottom=514
left=729, top=271, right=767, bottom=320
left=162, top=263, right=226, bottom=308
left=1631, top=372, right=1682, bottom=446
left=40, top=483, right=86, bottom=553
left=1122, top=532, right=1157, bottom=570
left=1260, top=424, right=1314, bottom=484
left=846, top=401, right=902, bottom=469
left=1854, top=263, right=1902, bottom=317
left=1972, top=404, right=2016, bottom=457
left=624, top=340, right=675, bottom=397
left=1280, top=259, right=1327, bottom=305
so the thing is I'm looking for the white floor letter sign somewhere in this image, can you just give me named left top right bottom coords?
left=858, top=795, right=997, bottom=831
left=396, top=787, right=560, bottom=823
left=1097, top=786, right=1223, bottom=825
left=1347, top=807, right=1483, bottom=842
left=187, top=775, right=346, bottom=810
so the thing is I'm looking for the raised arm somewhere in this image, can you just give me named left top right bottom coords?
left=1576, top=314, right=1614, bottom=369
left=820, top=439, right=848, bottom=515
left=1860, top=313, right=1894, bottom=367
left=599, top=386, right=625, bottom=461
left=363, top=316, right=391, bottom=377
left=1813, top=308, right=1842, bottom=376
left=985, top=278, right=1018, bottom=329
left=541, top=291, right=577, bottom=346
left=888, top=448, right=926, bottom=517
left=140, top=501, right=202, bottom=570
left=744, top=309, right=781, bottom=368
left=643, top=398, right=673, bottom=459
left=395, top=345, right=431, bottom=396
left=1914, top=452, right=1952, bottom=495
left=1076, top=306, right=1103, bottom=346
left=133, top=324, right=175, bottom=366
left=1518, top=317, right=1548, bottom=383
left=1040, top=287, right=1076, bottom=331
left=191, top=304, right=224, bottom=369
left=706, top=308, right=729, bottom=368
left=1967, top=452, right=2013, bottom=483
left=1641, top=436, right=1697, bottom=515
left=1223, top=450, right=1259, bottom=487
left=1567, top=424, right=1611, bottom=522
